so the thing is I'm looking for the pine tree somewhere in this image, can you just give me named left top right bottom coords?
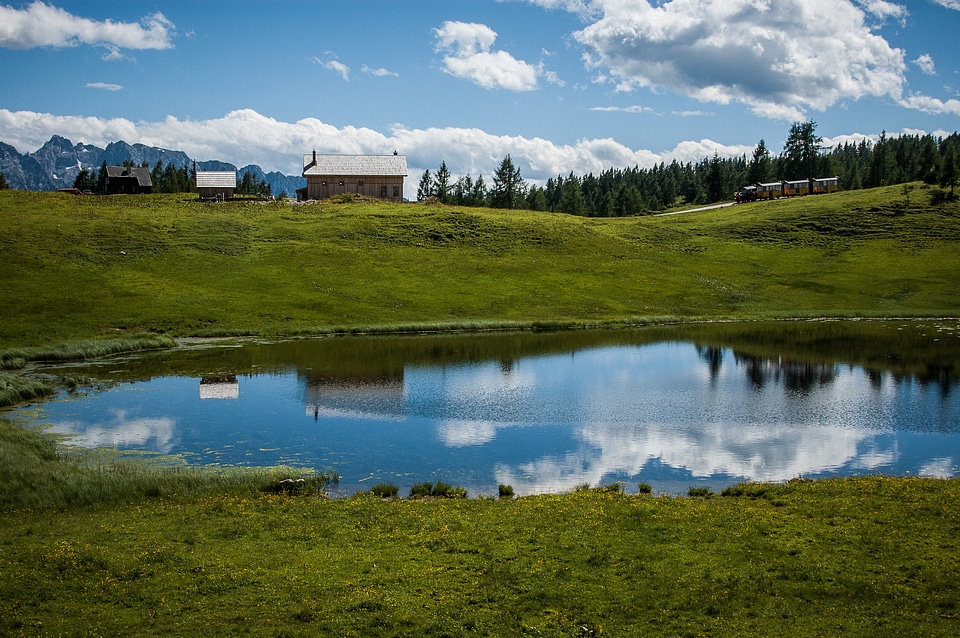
left=434, top=161, right=451, bottom=203
left=747, top=139, right=771, bottom=184
left=96, top=162, right=107, bottom=194
left=471, top=174, right=487, bottom=206
left=783, top=120, right=823, bottom=182
left=940, top=137, right=959, bottom=196
left=417, top=169, right=432, bottom=201
left=706, top=153, right=725, bottom=203
left=72, top=169, right=95, bottom=192
left=491, top=155, right=525, bottom=209
left=558, top=173, right=586, bottom=215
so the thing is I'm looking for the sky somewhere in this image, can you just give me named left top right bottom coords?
left=1, top=0, right=959, bottom=198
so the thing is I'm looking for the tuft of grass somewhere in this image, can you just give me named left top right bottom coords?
left=370, top=482, right=399, bottom=498
left=498, top=483, right=514, bottom=499
left=594, top=482, right=624, bottom=494
left=637, top=482, right=653, bottom=495
left=409, top=480, right=467, bottom=499
left=688, top=486, right=714, bottom=498
left=260, top=473, right=339, bottom=497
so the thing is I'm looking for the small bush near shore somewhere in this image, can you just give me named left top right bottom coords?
left=409, top=480, right=467, bottom=499
left=688, top=486, right=714, bottom=497
left=371, top=483, right=399, bottom=498
left=498, top=483, right=514, bottom=499
left=595, top=482, right=624, bottom=494
left=638, top=482, right=653, bottom=494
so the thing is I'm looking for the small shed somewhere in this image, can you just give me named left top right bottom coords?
left=196, top=171, right=237, bottom=201
left=104, top=166, right=152, bottom=194
left=298, top=151, right=407, bottom=201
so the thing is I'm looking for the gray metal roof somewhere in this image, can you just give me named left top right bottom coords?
left=105, top=166, right=152, bottom=187
left=196, top=171, right=237, bottom=188
left=302, top=154, right=408, bottom=177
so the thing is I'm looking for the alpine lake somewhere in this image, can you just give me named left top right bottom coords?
left=7, top=320, right=960, bottom=497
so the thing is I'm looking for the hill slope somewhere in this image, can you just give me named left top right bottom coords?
left=1, top=185, right=958, bottom=348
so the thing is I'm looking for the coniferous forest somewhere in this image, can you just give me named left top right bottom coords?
left=419, top=121, right=960, bottom=216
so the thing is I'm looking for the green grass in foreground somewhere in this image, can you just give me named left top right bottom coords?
left=1, top=422, right=959, bottom=636
left=1, top=184, right=959, bottom=348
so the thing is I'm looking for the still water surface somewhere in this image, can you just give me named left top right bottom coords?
left=10, top=321, right=960, bottom=496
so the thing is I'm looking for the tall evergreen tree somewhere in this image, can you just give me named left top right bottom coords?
left=96, top=161, right=107, bottom=194
left=417, top=169, right=433, bottom=201
left=783, top=120, right=823, bottom=182
left=434, top=161, right=451, bottom=203
left=558, top=173, right=586, bottom=215
left=490, top=154, right=525, bottom=209
left=747, top=139, right=771, bottom=184
left=940, top=136, right=959, bottom=195
left=0, top=172, right=8, bottom=190
left=471, top=174, right=487, bottom=206
left=706, top=153, right=725, bottom=203
left=72, top=169, right=96, bottom=192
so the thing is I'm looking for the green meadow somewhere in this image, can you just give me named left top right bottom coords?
left=2, top=183, right=959, bottom=350
left=2, top=185, right=960, bottom=635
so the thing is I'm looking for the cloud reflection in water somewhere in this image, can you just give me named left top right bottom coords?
left=46, top=408, right=178, bottom=452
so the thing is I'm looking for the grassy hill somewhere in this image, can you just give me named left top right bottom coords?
left=2, top=184, right=959, bottom=350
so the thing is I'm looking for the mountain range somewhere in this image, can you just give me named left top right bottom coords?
left=0, top=135, right=305, bottom=196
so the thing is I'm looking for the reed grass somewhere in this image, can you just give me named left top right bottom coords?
left=0, top=373, right=54, bottom=407
left=0, top=419, right=335, bottom=511
left=0, top=334, right=176, bottom=370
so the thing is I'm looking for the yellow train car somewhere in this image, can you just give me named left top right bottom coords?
left=783, top=179, right=810, bottom=197
left=813, top=177, right=839, bottom=194
left=756, top=181, right=783, bottom=200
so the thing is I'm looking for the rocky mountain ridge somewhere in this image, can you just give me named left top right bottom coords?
left=0, top=135, right=305, bottom=196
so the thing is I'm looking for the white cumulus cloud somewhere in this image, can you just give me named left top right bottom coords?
left=913, top=53, right=936, bottom=75
left=0, top=1, right=174, bottom=51
left=433, top=21, right=541, bottom=91
left=568, top=0, right=908, bottom=120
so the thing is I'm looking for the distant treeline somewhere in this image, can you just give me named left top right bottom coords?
left=418, top=121, right=960, bottom=216
left=68, top=162, right=271, bottom=196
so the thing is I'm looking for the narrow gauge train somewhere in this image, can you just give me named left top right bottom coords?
left=735, top=176, right=839, bottom=203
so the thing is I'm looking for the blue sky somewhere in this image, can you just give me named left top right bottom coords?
left=2, top=0, right=959, bottom=197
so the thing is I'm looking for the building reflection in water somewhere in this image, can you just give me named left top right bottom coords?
left=303, top=372, right=405, bottom=421
left=200, top=374, right=239, bottom=400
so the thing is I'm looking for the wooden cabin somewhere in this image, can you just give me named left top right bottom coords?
left=196, top=170, right=237, bottom=201
left=298, top=151, right=407, bottom=202
left=104, top=166, right=152, bottom=194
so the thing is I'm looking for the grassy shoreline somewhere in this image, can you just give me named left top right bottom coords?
left=2, top=420, right=959, bottom=635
